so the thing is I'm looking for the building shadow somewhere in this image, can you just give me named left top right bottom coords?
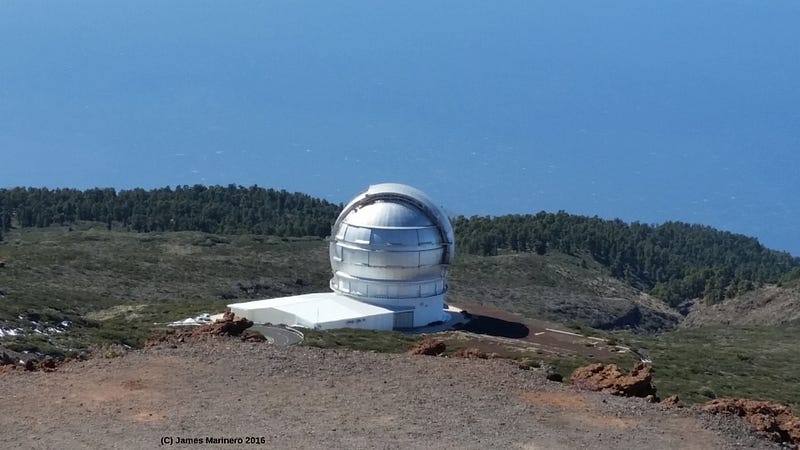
left=459, top=314, right=529, bottom=339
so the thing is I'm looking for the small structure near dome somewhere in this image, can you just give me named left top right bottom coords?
left=228, top=183, right=455, bottom=330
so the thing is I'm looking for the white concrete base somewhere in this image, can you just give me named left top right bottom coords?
left=228, top=291, right=450, bottom=330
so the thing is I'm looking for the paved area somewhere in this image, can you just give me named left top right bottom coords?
left=250, top=325, right=304, bottom=346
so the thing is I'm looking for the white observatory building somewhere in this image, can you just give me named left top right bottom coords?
left=228, top=183, right=454, bottom=330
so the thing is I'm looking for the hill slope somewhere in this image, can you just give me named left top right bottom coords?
left=0, top=228, right=330, bottom=352
left=682, top=284, right=800, bottom=328
left=3, top=185, right=798, bottom=312
left=450, top=252, right=680, bottom=332
left=454, top=214, right=800, bottom=307
left=0, top=228, right=680, bottom=355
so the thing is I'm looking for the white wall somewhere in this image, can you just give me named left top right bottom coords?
left=315, top=312, right=394, bottom=331
left=231, top=303, right=395, bottom=331
left=411, top=297, right=449, bottom=327
left=230, top=305, right=304, bottom=327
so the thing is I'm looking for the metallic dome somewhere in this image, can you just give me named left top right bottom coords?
left=342, top=201, right=435, bottom=228
left=328, top=183, right=454, bottom=327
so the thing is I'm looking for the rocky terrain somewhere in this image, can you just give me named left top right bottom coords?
left=703, top=398, right=800, bottom=445
left=0, top=335, right=787, bottom=450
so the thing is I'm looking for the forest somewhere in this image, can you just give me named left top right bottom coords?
left=453, top=213, right=800, bottom=306
left=2, top=185, right=798, bottom=306
left=0, top=185, right=340, bottom=238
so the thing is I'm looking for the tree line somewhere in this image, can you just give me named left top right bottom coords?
left=453, top=212, right=800, bottom=306
left=0, top=185, right=341, bottom=237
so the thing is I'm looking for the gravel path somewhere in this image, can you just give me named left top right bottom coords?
left=0, top=338, right=777, bottom=449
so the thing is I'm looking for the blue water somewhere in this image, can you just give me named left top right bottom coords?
left=1, top=1, right=798, bottom=255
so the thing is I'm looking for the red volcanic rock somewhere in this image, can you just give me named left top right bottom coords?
left=570, top=362, right=657, bottom=398
left=703, top=398, right=800, bottom=446
left=661, top=395, right=682, bottom=407
left=407, top=339, right=446, bottom=356
left=193, top=312, right=253, bottom=337
left=144, top=313, right=256, bottom=347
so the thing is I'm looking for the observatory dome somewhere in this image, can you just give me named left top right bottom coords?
left=329, top=183, right=454, bottom=328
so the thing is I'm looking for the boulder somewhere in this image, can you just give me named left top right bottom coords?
left=192, top=311, right=253, bottom=337
left=703, top=398, right=800, bottom=446
left=145, top=313, right=255, bottom=347
left=570, top=362, right=657, bottom=398
left=407, top=339, right=446, bottom=356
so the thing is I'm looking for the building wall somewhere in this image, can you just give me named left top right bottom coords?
left=263, top=308, right=308, bottom=328
left=314, top=312, right=394, bottom=331
left=229, top=302, right=395, bottom=331
left=352, top=293, right=447, bottom=328
left=230, top=305, right=296, bottom=327
left=330, top=272, right=446, bottom=300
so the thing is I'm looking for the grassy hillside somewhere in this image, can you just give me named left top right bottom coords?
left=682, top=285, right=800, bottom=328
left=449, top=252, right=680, bottom=331
left=0, top=227, right=678, bottom=351
left=0, top=226, right=329, bottom=353
left=454, top=214, right=800, bottom=307
left=1, top=227, right=798, bottom=410
left=616, top=325, right=800, bottom=410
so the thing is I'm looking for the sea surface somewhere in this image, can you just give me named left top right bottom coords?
left=1, top=1, right=798, bottom=254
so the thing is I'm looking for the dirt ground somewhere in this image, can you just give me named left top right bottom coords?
left=0, top=338, right=778, bottom=450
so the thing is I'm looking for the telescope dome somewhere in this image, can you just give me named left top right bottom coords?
left=342, top=201, right=435, bottom=229
left=329, top=183, right=454, bottom=328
